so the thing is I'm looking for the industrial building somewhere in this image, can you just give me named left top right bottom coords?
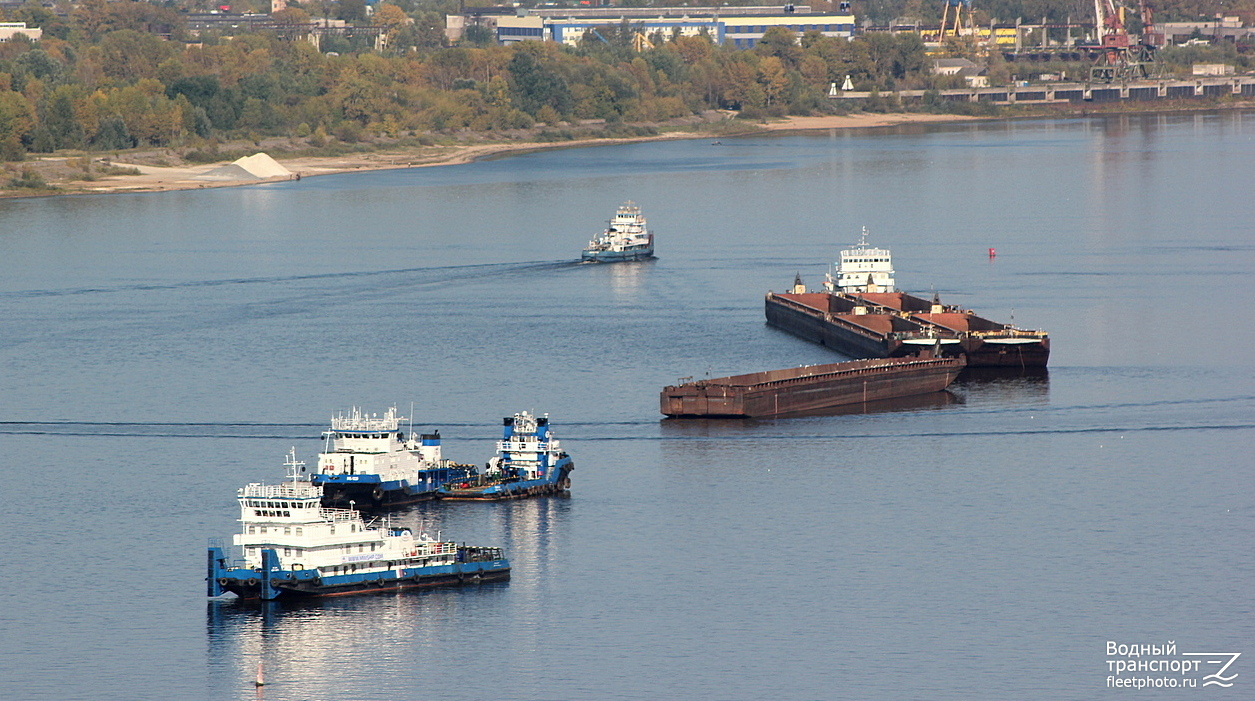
left=446, top=5, right=855, bottom=47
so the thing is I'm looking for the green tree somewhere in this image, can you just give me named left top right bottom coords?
left=0, top=90, right=35, bottom=147
left=14, top=50, right=65, bottom=86
left=91, top=114, right=134, bottom=150
left=43, top=85, right=85, bottom=149
left=339, top=0, right=367, bottom=22
left=507, top=47, right=573, bottom=117
left=755, top=26, right=803, bottom=67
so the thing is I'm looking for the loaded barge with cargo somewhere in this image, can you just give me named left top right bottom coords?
left=208, top=451, right=509, bottom=601
left=661, top=356, right=964, bottom=418
left=765, top=230, right=1049, bottom=368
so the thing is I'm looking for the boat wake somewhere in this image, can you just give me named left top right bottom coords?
left=0, top=417, right=656, bottom=440
left=0, top=260, right=582, bottom=299
left=3, top=417, right=1250, bottom=442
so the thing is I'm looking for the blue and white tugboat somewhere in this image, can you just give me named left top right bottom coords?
left=581, top=201, right=654, bottom=262
left=208, top=450, right=509, bottom=601
left=310, top=407, right=475, bottom=509
left=439, top=411, right=574, bottom=500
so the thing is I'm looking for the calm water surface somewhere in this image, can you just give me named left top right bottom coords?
left=1, top=112, right=1252, bottom=700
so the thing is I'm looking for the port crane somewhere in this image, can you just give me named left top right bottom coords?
left=1089, top=0, right=1160, bottom=81
left=939, top=0, right=973, bottom=39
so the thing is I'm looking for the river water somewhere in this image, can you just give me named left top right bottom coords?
left=1, top=112, right=1252, bottom=700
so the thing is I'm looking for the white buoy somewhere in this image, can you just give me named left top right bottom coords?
left=254, top=661, right=265, bottom=687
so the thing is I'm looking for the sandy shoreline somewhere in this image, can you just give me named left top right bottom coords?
left=3, top=113, right=982, bottom=198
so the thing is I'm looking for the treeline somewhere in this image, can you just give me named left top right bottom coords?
left=0, top=0, right=1250, bottom=161
left=0, top=10, right=947, bottom=159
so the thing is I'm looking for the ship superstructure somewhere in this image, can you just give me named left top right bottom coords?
left=311, top=407, right=475, bottom=508
left=208, top=450, right=508, bottom=600
left=439, top=411, right=574, bottom=500
left=824, top=227, right=896, bottom=293
left=581, top=202, right=655, bottom=262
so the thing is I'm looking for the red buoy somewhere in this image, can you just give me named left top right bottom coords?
left=988, top=248, right=996, bottom=258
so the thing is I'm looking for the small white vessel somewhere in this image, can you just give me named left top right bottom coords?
left=581, top=202, right=655, bottom=262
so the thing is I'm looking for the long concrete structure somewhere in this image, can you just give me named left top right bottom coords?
left=833, top=76, right=1255, bottom=105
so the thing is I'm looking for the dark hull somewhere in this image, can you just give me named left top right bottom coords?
left=964, top=341, right=1052, bottom=368
left=765, top=292, right=1049, bottom=368
left=208, top=547, right=510, bottom=601
left=581, top=249, right=655, bottom=263
left=440, top=463, right=573, bottom=501
left=319, top=483, right=440, bottom=509
left=315, top=467, right=476, bottom=510
left=220, top=568, right=510, bottom=600
left=765, top=295, right=894, bottom=358
left=661, top=357, right=964, bottom=418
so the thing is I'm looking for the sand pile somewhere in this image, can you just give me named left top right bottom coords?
left=195, top=153, right=293, bottom=181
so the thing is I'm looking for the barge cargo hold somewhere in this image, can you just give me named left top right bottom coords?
left=765, top=290, right=1050, bottom=368
left=660, top=356, right=965, bottom=418
left=765, top=230, right=1049, bottom=368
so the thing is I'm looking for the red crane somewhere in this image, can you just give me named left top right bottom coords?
left=1089, top=0, right=1158, bottom=81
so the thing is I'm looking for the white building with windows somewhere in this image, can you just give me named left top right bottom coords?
left=448, top=5, right=855, bottom=47
left=0, top=22, right=41, bottom=42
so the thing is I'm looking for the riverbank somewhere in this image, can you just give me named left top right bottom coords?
left=0, top=112, right=984, bottom=198
left=1, top=103, right=1244, bottom=198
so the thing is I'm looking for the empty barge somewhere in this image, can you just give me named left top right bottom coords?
left=766, top=231, right=1049, bottom=368
left=660, top=356, right=965, bottom=418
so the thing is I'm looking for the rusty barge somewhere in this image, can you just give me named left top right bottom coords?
left=765, top=231, right=1049, bottom=368
left=660, top=356, right=965, bottom=418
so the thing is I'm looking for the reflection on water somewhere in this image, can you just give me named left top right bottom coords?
left=207, top=586, right=510, bottom=699
left=952, top=367, right=1050, bottom=406
left=578, top=257, right=656, bottom=298
left=607, top=258, right=654, bottom=294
